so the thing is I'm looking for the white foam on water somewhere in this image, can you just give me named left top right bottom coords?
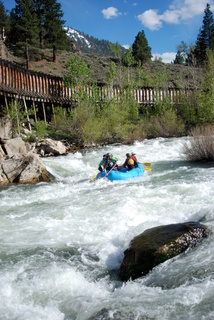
left=0, top=137, right=214, bottom=319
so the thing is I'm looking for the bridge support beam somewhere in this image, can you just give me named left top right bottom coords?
left=23, top=97, right=31, bottom=132
left=42, top=102, right=47, bottom=127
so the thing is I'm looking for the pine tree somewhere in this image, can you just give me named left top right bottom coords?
left=8, top=0, right=39, bottom=68
left=173, top=51, right=184, bottom=65
left=173, top=41, right=188, bottom=65
left=43, top=0, right=68, bottom=62
left=0, top=1, right=9, bottom=39
left=194, top=3, right=214, bottom=66
left=33, top=0, right=46, bottom=47
left=132, top=30, right=152, bottom=65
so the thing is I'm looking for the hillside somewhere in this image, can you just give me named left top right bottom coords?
left=20, top=51, right=205, bottom=89
left=1, top=26, right=204, bottom=89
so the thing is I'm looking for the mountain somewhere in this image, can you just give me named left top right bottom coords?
left=64, top=27, right=126, bottom=56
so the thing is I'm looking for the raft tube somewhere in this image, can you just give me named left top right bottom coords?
left=95, top=163, right=144, bottom=181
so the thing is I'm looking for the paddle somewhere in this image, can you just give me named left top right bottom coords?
left=140, top=162, right=151, bottom=172
left=92, top=162, right=117, bottom=180
left=142, top=162, right=151, bottom=167
left=104, top=162, right=117, bottom=178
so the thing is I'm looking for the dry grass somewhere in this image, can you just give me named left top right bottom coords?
left=183, top=125, right=214, bottom=162
left=2, top=41, right=204, bottom=88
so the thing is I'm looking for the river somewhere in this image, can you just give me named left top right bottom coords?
left=0, top=137, right=214, bottom=320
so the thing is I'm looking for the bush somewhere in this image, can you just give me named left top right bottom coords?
left=141, top=109, right=185, bottom=138
left=178, top=92, right=198, bottom=128
left=34, top=120, right=47, bottom=139
left=183, top=125, right=214, bottom=162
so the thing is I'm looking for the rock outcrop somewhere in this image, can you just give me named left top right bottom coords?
left=0, top=116, right=56, bottom=185
left=2, top=136, right=28, bottom=157
left=0, top=152, right=56, bottom=184
left=34, top=138, right=68, bottom=157
left=119, top=222, right=210, bottom=281
left=0, top=115, right=11, bottom=139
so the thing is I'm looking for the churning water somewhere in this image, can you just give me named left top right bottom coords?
left=0, top=137, right=214, bottom=320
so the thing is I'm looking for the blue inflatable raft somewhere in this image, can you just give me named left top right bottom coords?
left=95, top=163, right=145, bottom=181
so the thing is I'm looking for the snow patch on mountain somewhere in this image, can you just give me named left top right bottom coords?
left=65, top=27, right=91, bottom=48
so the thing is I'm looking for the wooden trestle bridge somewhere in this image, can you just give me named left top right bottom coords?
left=0, top=58, right=194, bottom=125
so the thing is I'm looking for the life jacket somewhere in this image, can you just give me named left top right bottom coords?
left=104, top=159, right=114, bottom=170
left=127, top=158, right=134, bottom=170
left=131, top=155, right=138, bottom=167
left=104, top=156, right=118, bottom=171
left=127, top=158, right=134, bottom=165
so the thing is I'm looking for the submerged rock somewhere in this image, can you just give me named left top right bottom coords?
left=119, top=222, right=210, bottom=281
left=88, top=308, right=153, bottom=320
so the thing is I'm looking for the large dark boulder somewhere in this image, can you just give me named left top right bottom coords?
left=119, top=222, right=210, bottom=281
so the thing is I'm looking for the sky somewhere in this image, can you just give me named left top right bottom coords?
left=3, top=0, right=214, bottom=63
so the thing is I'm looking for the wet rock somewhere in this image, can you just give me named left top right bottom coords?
left=0, top=145, right=5, bottom=158
left=88, top=308, right=153, bottom=320
left=0, top=115, right=12, bottom=139
left=3, top=137, right=27, bottom=157
left=0, top=117, right=57, bottom=184
left=119, top=222, right=210, bottom=281
left=35, top=138, right=68, bottom=157
left=0, top=152, right=56, bottom=185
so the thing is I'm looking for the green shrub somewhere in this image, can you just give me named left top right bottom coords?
left=177, top=93, right=198, bottom=128
left=141, top=109, right=185, bottom=138
left=195, top=50, right=214, bottom=124
left=34, top=120, right=47, bottom=139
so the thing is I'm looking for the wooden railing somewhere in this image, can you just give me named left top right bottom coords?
left=0, top=58, right=194, bottom=106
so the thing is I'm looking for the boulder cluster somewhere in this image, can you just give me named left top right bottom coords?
left=0, top=115, right=67, bottom=185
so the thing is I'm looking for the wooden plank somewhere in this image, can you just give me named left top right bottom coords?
left=4, top=93, right=9, bottom=113
left=42, top=102, right=47, bottom=127
left=23, top=96, right=32, bottom=131
left=32, top=100, right=37, bottom=123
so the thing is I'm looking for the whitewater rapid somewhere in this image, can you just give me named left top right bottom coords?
left=0, top=137, right=214, bottom=320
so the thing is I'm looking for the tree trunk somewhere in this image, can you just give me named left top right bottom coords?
left=25, top=44, right=29, bottom=69
left=53, top=44, right=56, bottom=62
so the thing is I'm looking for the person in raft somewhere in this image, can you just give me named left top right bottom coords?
left=98, top=154, right=107, bottom=172
left=131, top=152, right=139, bottom=168
left=122, top=153, right=135, bottom=171
left=98, top=153, right=118, bottom=172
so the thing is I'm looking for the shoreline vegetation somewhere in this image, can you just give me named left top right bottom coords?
left=2, top=50, right=213, bottom=162
left=0, top=10, right=214, bottom=163
left=3, top=47, right=214, bottom=163
left=3, top=52, right=214, bottom=163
